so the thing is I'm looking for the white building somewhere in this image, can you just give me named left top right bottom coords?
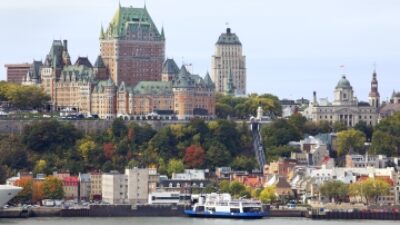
left=125, top=168, right=150, bottom=205
left=101, top=171, right=128, bottom=204
left=172, top=169, right=206, bottom=180
left=303, top=72, right=380, bottom=127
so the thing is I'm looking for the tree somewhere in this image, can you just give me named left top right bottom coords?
left=13, top=177, right=33, bottom=203
left=259, top=186, right=276, bottom=203
left=77, top=137, right=97, bottom=161
left=167, top=159, right=184, bottom=177
left=349, top=178, right=391, bottom=204
left=319, top=180, right=349, bottom=203
left=370, top=130, right=397, bottom=156
left=111, top=118, right=127, bottom=140
left=42, top=176, right=64, bottom=199
left=262, top=119, right=302, bottom=147
left=206, top=141, right=231, bottom=168
left=103, top=142, right=115, bottom=160
left=0, top=165, right=7, bottom=184
left=33, top=159, right=47, bottom=175
left=231, top=155, right=257, bottom=171
left=332, top=121, right=348, bottom=132
left=22, top=120, right=82, bottom=153
left=229, top=181, right=246, bottom=198
left=336, top=129, right=366, bottom=156
left=184, top=145, right=205, bottom=168
left=354, top=121, right=373, bottom=142
left=148, top=127, right=178, bottom=160
left=219, top=180, right=231, bottom=193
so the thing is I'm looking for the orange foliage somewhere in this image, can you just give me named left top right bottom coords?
left=184, top=145, right=205, bottom=168
left=103, top=142, right=115, bottom=159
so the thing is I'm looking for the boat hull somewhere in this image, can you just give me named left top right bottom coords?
left=184, top=210, right=264, bottom=219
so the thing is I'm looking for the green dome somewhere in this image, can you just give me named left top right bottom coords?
left=336, top=75, right=352, bottom=89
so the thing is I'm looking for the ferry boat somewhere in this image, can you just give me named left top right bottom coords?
left=184, top=193, right=265, bottom=219
left=0, top=185, right=22, bottom=207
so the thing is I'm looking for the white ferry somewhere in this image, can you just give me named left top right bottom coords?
left=184, top=193, right=265, bottom=219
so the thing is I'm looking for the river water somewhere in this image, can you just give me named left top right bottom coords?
left=0, top=217, right=399, bottom=225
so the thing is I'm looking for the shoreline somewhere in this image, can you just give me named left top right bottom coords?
left=1, top=205, right=400, bottom=220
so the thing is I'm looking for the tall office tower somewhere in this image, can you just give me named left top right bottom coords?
left=100, top=4, right=165, bottom=86
left=211, top=27, right=246, bottom=95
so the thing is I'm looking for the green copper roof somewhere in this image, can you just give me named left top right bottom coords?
left=94, top=55, right=106, bottom=68
left=216, top=28, right=241, bottom=45
left=133, top=81, right=173, bottom=95
left=336, top=75, right=352, bottom=89
left=103, top=5, right=163, bottom=40
left=225, top=69, right=235, bottom=95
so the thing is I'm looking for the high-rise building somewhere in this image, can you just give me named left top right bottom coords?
left=211, top=28, right=246, bottom=95
left=100, top=5, right=165, bottom=86
left=5, top=63, right=33, bottom=84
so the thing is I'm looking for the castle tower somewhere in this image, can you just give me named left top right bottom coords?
left=211, top=27, right=246, bottom=95
left=368, top=70, right=380, bottom=108
left=100, top=4, right=165, bottom=86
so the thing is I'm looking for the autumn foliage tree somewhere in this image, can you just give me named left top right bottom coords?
left=42, top=176, right=64, bottom=200
left=103, top=143, right=115, bottom=160
left=184, top=145, right=205, bottom=168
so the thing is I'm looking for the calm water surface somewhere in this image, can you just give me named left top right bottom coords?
left=0, top=217, right=399, bottom=225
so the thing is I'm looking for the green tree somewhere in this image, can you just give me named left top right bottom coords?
left=229, top=181, right=246, bottom=198
left=332, top=121, right=348, bottom=132
left=262, top=119, right=302, bottom=147
left=42, top=176, right=64, bottom=200
left=354, top=121, right=374, bottom=141
left=206, top=141, right=231, bottom=168
left=370, top=130, right=397, bottom=156
left=231, top=155, right=257, bottom=171
left=259, top=186, right=276, bottom=203
left=219, top=180, right=231, bottom=193
left=319, top=180, right=349, bottom=203
left=111, top=118, right=128, bottom=140
left=148, top=127, right=178, bottom=160
left=336, top=129, right=366, bottom=156
left=167, top=159, right=184, bottom=177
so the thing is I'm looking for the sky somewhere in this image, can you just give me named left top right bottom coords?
left=1, top=0, right=400, bottom=101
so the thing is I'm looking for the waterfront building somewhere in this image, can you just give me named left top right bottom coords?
left=4, top=63, right=33, bottom=84
left=101, top=171, right=128, bottom=204
left=78, top=173, right=91, bottom=201
left=125, top=168, right=150, bottom=204
left=100, top=5, right=165, bottom=86
left=63, top=176, right=79, bottom=200
left=89, top=172, right=102, bottom=201
left=303, top=72, right=380, bottom=126
left=211, top=28, right=246, bottom=95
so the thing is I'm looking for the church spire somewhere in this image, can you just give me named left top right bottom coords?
left=369, top=68, right=380, bottom=108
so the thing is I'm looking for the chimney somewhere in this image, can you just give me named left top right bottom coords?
left=63, top=40, right=68, bottom=51
left=226, top=28, right=231, bottom=34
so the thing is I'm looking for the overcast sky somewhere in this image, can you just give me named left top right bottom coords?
left=1, top=0, right=400, bottom=101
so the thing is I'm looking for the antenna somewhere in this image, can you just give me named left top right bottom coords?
left=339, top=64, right=345, bottom=75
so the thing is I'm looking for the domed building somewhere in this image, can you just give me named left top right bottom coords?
left=303, top=72, right=380, bottom=127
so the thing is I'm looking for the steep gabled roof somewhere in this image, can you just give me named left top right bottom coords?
left=94, top=55, right=106, bottom=68
left=162, top=58, right=179, bottom=75
left=74, top=57, right=93, bottom=68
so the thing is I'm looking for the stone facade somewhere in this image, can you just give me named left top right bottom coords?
left=303, top=72, right=380, bottom=126
left=211, top=28, right=246, bottom=95
left=18, top=4, right=216, bottom=120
